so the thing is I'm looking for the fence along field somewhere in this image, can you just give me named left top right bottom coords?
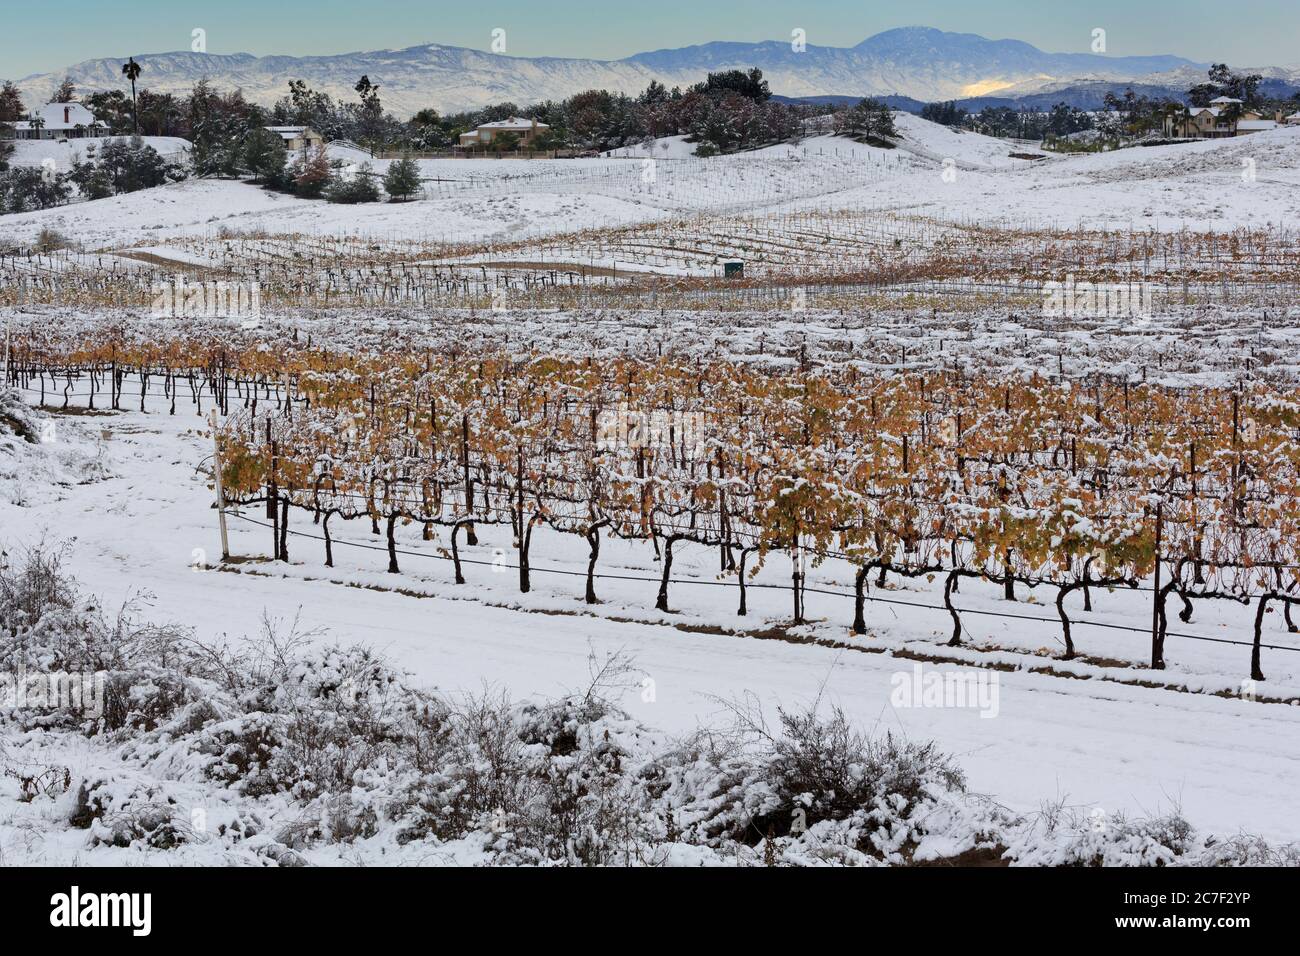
left=8, top=322, right=1300, bottom=687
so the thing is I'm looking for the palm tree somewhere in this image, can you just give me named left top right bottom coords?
left=122, top=57, right=142, bottom=134
left=1222, top=101, right=1244, bottom=135
left=1163, top=102, right=1190, bottom=139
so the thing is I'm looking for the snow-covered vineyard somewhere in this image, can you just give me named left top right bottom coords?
left=4, top=114, right=1300, bottom=869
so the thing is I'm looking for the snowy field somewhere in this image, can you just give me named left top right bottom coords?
left=3, top=115, right=1300, bottom=866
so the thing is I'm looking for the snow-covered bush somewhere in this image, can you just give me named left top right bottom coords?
left=389, top=691, right=662, bottom=865
left=0, top=542, right=204, bottom=733
left=68, top=775, right=192, bottom=849
left=658, top=703, right=999, bottom=865
left=0, top=389, right=42, bottom=444
left=1002, top=799, right=1291, bottom=867
left=4, top=548, right=1300, bottom=865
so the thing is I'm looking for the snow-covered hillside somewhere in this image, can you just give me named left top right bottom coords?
left=5, top=117, right=1299, bottom=251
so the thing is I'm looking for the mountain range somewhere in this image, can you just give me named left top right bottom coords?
left=11, top=26, right=1298, bottom=117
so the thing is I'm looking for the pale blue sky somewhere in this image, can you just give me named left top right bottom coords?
left=4, top=0, right=1298, bottom=79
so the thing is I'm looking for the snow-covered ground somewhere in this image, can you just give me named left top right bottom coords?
left=7, top=136, right=191, bottom=172
left=3, top=382, right=1300, bottom=861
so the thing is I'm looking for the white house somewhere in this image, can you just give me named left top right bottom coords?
left=458, top=117, right=549, bottom=149
left=1163, top=99, right=1279, bottom=139
left=12, top=102, right=105, bottom=140
left=265, top=126, right=325, bottom=155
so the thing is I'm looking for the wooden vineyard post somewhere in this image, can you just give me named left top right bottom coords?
left=792, top=535, right=805, bottom=625
left=2, top=312, right=10, bottom=390
left=462, top=413, right=477, bottom=546
left=0, top=312, right=11, bottom=390
left=209, top=410, right=230, bottom=562
left=1150, top=499, right=1164, bottom=670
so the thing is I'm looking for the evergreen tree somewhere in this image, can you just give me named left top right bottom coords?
left=835, top=99, right=898, bottom=145
left=921, top=101, right=965, bottom=126
left=382, top=156, right=421, bottom=201
left=0, top=82, right=24, bottom=123
left=354, top=75, right=385, bottom=150
left=324, top=161, right=380, bottom=203
left=74, top=136, right=178, bottom=195
left=0, top=166, right=72, bottom=211
left=50, top=78, right=76, bottom=103
left=0, top=80, right=22, bottom=170
left=242, top=127, right=287, bottom=184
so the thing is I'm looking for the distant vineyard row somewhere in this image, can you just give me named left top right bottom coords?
left=6, top=217, right=1300, bottom=311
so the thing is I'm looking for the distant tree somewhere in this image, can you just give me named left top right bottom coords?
left=1159, top=100, right=1192, bottom=138
left=408, top=108, right=448, bottom=148
left=292, top=146, right=332, bottom=198
left=400, top=72, right=814, bottom=158
left=1100, top=88, right=1164, bottom=136
left=49, top=78, right=76, bottom=103
left=85, top=90, right=134, bottom=134
left=324, top=161, right=380, bottom=203
left=1046, top=102, right=1093, bottom=136
left=921, top=101, right=965, bottom=126
left=0, top=82, right=24, bottom=123
left=640, top=80, right=670, bottom=105
left=382, top=155, right=421, bottom=201
left=354, top=75, right=385, bottom=151
left=122, top=57, right=142, bottom=134
left=67, top=143, right=112, bottom=199
left=835, top=98, right=897, bottom=144
left=188, top=80, right=263, bottom=177
left=274, top=80, right=342, bottom=139
left=1188, top=63, right=1263, bottom=108
left=0, top=82, right=18, bottom=171
left=1186, top=83, right=1218, bottom=109
left=530, top=126, right=565, bottom=152
left=871, top=102, right=898, bottom=139
left=0, top=166, right=72, bottom=211
left=242, top=126, right=287, bottom=184
left=567, top=90, right=616, bottom=147
left=135, top=89, right=187, bottom=137
left=66, top=136, right=179, bottom=196
left=695, top=68, right=771, bottom=102
left=491, top=130, right=521, bottom=153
